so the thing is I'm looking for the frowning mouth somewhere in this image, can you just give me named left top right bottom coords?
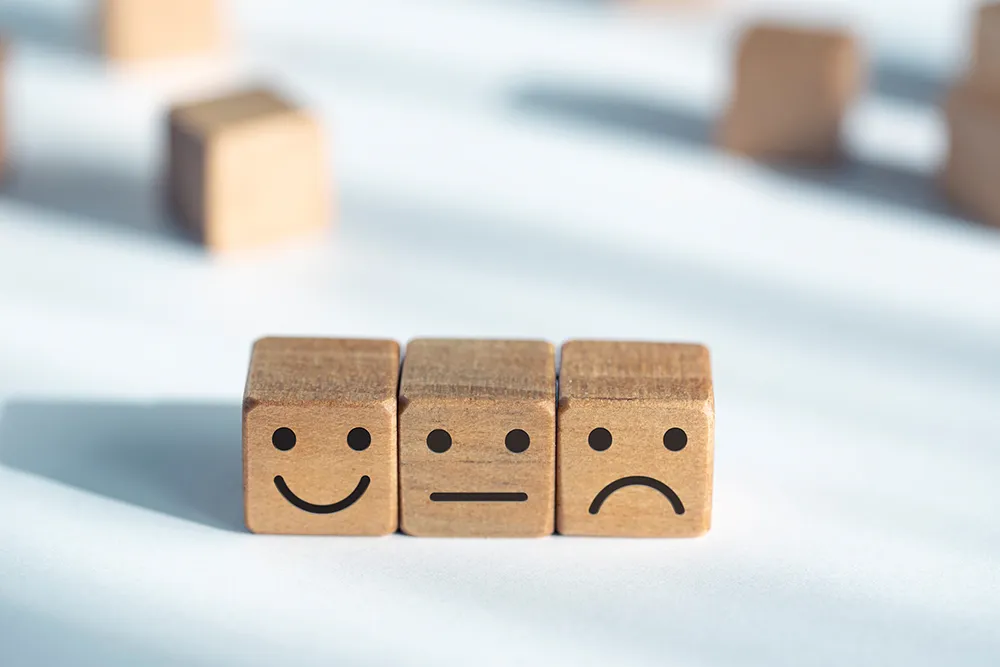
left=589, top=476, right=684, bottom=515
left=429, top=492, right=528, bottom=502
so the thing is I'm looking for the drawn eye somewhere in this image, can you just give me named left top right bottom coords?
left=663, top=428, right=688, bottom=451
left=588, top=427, right=612, bottom=451
left=272, top=427, right=296, bottom=451
left=347, top=427, right=371, bottom=451
left=505, top=429, right=530, bottom=453
left=426, top=429, right=452, bottom=453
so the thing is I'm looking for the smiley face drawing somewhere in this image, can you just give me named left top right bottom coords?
left=243, top=338, right=399, bottom=535
left=556, top=341, right=715, bottom=537
left=398, top=339, right=557, bottom=537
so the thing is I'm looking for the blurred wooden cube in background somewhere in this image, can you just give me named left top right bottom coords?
left=101, top=0, right=222, bottom=61
left=167, top=88, right=332, bottom=252
left=941, top=82, right=1000, bottom=228
left=718, top=24, right=863, bottom=163
left=0, top=41, right=6, bottom=177
left=972, top=3, right=1000, bottom=87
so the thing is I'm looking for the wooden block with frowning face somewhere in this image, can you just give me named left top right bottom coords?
left=718, top=24, right=862, bottom=162
left=243, top=338, right=399, bottom=535
left=167, top=88, right=331, bottom=252
left=101, top=0, right=222, bottom=61
left=942, top=81, right=1000, bottom=228
left=557, top=341, right=714, bottom=537
left=398, top=339, right=556, bottom=537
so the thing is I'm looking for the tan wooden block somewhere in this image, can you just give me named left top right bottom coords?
left=398, top=339, right=556, bottom=537
left=243, top=338, right=399, bottom=535
left=0, top=42, right=6, bottom=178
left=101, top=0, right=222, bottom=61
left=972, top=4, right=1000, bottom=87
left=167, top=88, right=331, bottom=252
left=942, top=81, right=1000, bottom=227
left=556, top=341, right=714, bottom=537
left=719, top=24, right=863, bottom=162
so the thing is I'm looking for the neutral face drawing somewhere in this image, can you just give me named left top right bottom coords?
left=397, top=339, right=557, bottom=537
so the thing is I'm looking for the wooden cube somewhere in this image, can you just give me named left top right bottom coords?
left=243, top=338, right=399, bottom=535
left=0, top=42, right=6, bottom=177
left=556, top=341, right=714, bottom=537
left=398, top=339, right=556, bottom=537
left=167, top=88, right=331, bottom=252
left=942, top=81, right=1000, bottom=227
left=972, top=3, right=1000, bottom=87
left=719, top=24, right=863, bottom=162
left=101, top=0, right=222, bottom=61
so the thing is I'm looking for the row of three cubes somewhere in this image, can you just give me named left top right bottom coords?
left=244, top=338, right=715, bottom=537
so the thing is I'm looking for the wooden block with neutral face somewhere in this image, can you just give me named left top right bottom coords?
left=942, top=82, right=1000, bottom=228
left=719, top=24, right=862, bottom=162
left=398, top=339, right=556, bottom=537
left=243, top=338, right=399, bottom=535
left=972, top=4, right=1000, bottom=87
left=167, top=88, right=331, bottom=252
left=556, top=341, right=714, bottom=537
left=102, top=0, right=222, bottom=61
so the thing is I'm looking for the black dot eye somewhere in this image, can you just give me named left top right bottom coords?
left=588, top=427, right=612, bottom=451
left=505, top=429, right=530, bottom=453
left=664, top=428, right=688, bottom=451
left=272, top=427, right=296, bottom=451
left=347, top=427, right=371, bottom=451
left=426, top=429, right=452, bottom=453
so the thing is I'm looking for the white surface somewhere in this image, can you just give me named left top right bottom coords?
left=1, top=0, right=999, bottom=665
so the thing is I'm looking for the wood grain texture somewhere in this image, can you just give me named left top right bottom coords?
left=941, top=81, right=1000, bottom=228
left=101, top=0, right=222, bottom=61
left=398, top=339, right=556, bottom=537
left=718, top=23, right=863, bottom=162
left=167, top=88, right=331, bottom=252
left=243, top=338, right=399, bottom=535
left=556, top=341, right=714, bottom=537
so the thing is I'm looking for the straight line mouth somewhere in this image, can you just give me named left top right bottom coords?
left=429, top=492, right=528, bottom=502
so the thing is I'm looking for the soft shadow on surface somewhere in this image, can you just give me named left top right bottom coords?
left=343, top=189, right=1000, bottom=446
left=0, top=401, right=244, bottom=531
left=0, top=600, right=213, bottom=667
left=0, top=161, right=199, bottom=246
left=511, top=82, right=972, bottom=223
left=512, top=83, right=714, bottom=147
left=872, top=59, right=949, bottom=106
left=0, top=1, right=98, bottom=59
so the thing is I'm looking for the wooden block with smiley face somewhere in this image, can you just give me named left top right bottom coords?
left=556, top=341, right=714, bottom=537
left=398, top=339, right=556, bottom=537
left=243, top=338, right=399, bottom=535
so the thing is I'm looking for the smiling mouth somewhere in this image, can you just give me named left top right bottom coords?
left=430, top=492, right=528, bottom=502
left=589, top=476, right=685, bottom=515
left=274, top=475, right=371, bottom=514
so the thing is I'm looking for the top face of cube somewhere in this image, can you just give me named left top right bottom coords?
left=170, top=89, right=299, bottom=136
left=245, top=337, right=399, bottom=409
left=557, top=341, right=714, bottom=537
left=559, top=340, right=712, bottom=405
left=400, top=339, right=556, bottom=405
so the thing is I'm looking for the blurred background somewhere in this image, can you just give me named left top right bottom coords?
left=0, top=0, right=998, bottom=665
